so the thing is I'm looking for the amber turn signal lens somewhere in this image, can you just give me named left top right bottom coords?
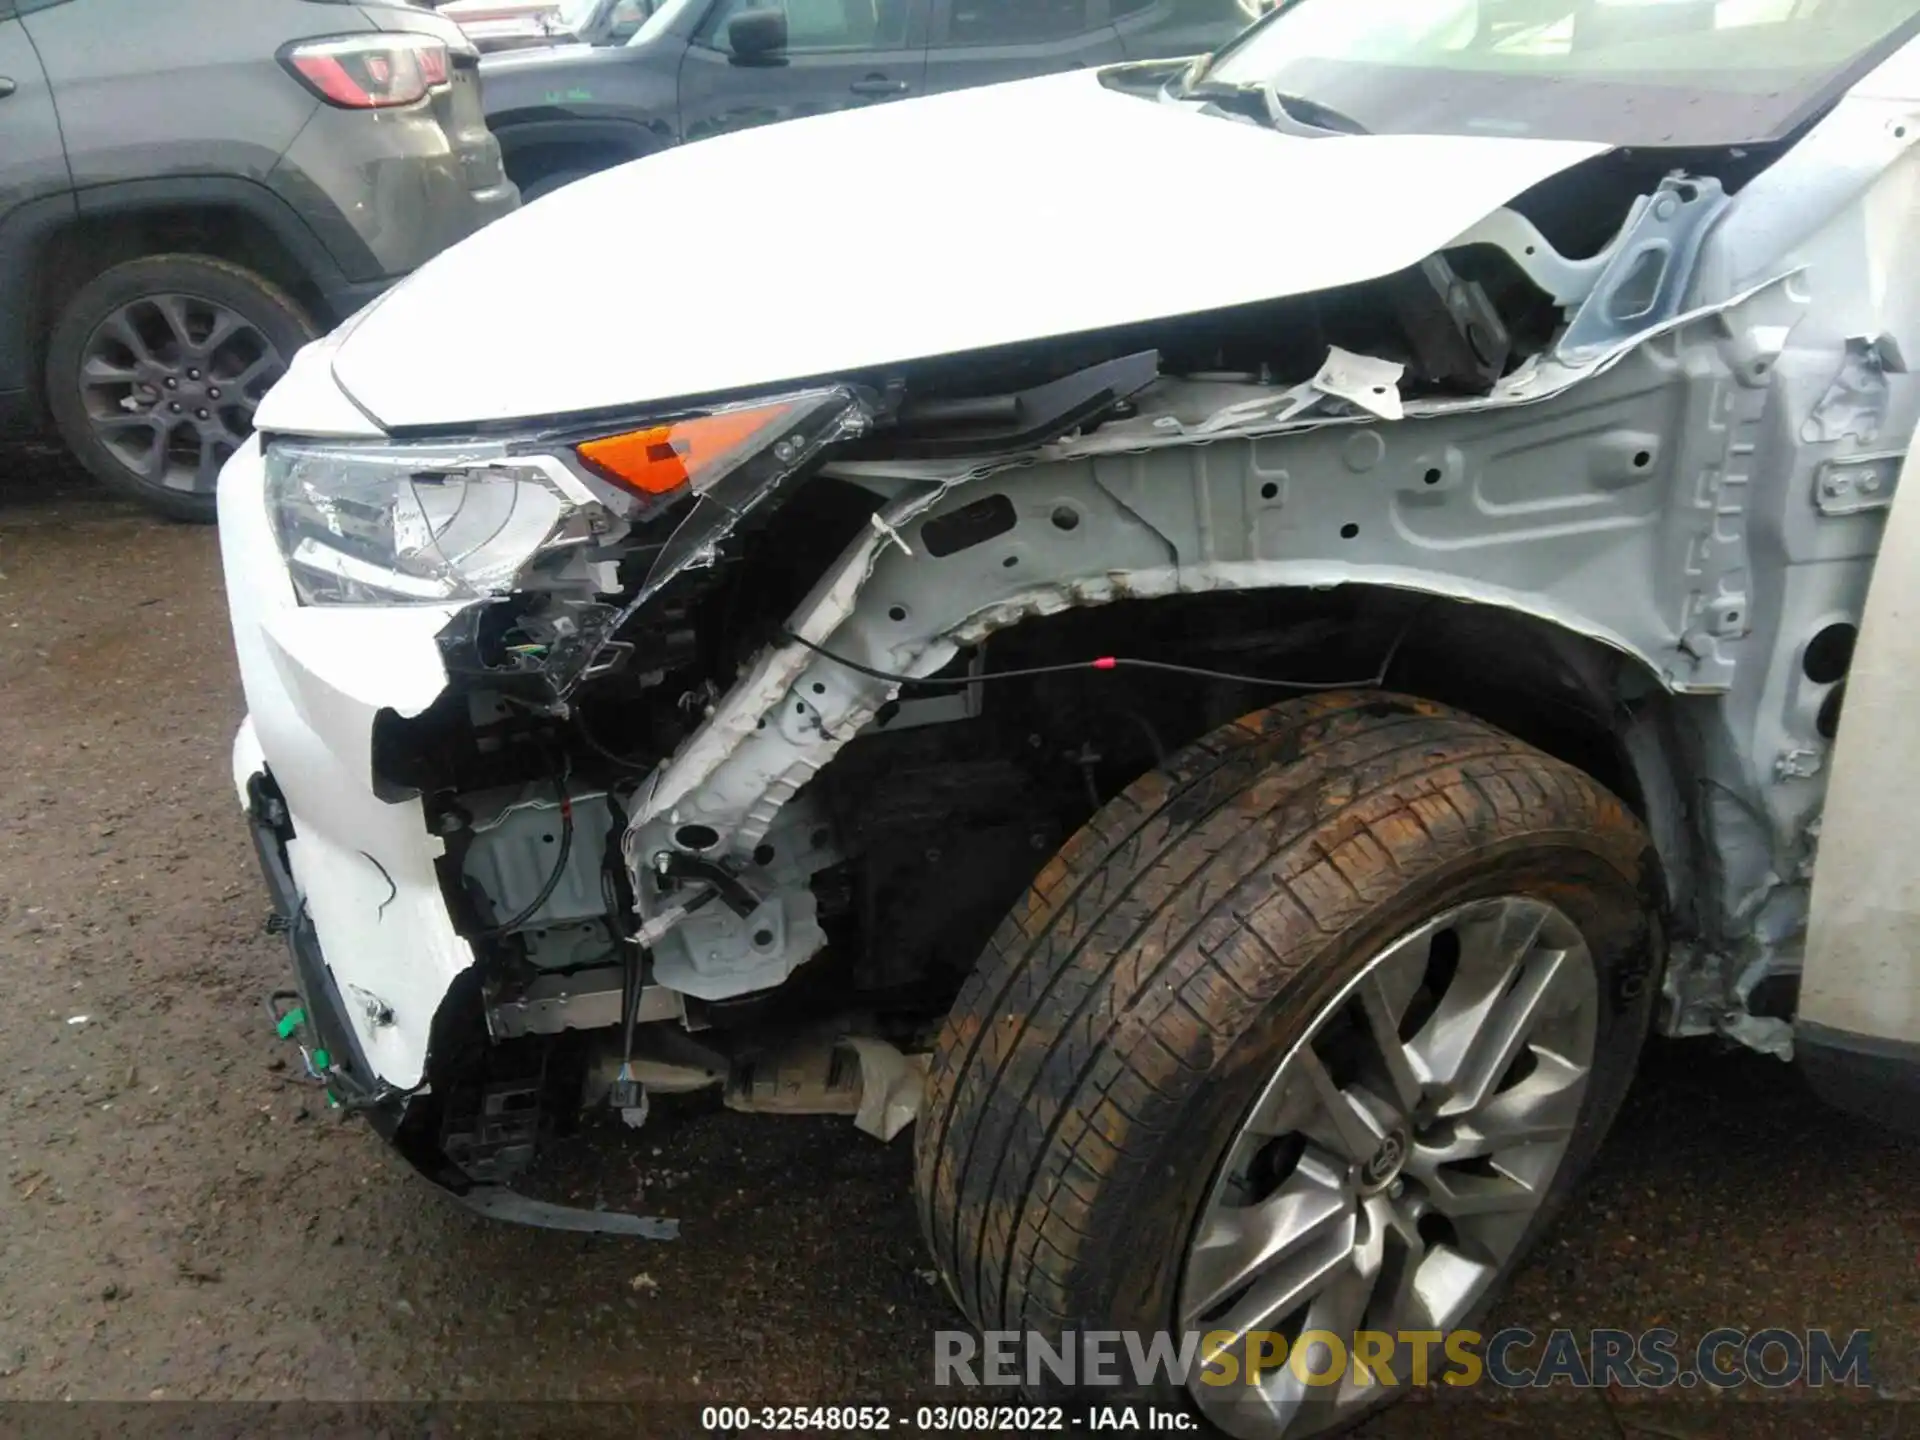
left=576, top=401, right=802, bottom=497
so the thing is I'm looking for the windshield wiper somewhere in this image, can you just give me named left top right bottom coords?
left=1176, top=78, right=1370, bottom=137
left=1264, top=88, right=1369, bottom=135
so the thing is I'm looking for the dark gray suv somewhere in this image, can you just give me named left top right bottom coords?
left=0, top=0, right=519, bottom=520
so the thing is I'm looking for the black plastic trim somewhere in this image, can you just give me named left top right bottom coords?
left=1796, top=1019, right=1920, bottom=1137
left=70, top=175, right=374, bottom=306
left=491, top=114, right=667, bottom=160
left=0, top=177, right=395, bottom=403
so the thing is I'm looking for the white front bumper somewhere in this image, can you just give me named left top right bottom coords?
left=218, top=435, right=475, bottom=1089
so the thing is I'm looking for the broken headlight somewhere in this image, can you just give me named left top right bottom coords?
left=265, top=388, right=868, bottom=609
left=574, top=388, right=873, bottom=602
left=265, top=441, right=607, bottom=606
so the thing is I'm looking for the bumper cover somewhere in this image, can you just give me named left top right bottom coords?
left=1796, top=1021, right=1920, bottom=1139
left=224, top=438, right=676, bottom=1237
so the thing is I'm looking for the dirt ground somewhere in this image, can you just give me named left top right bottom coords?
left=2, top=446, right=1917, bottom=1437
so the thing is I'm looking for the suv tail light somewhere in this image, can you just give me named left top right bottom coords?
left=282, top=34, right=451, bottom=109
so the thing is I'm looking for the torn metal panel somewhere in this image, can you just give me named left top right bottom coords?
left=1804, top=336, right=1903, bottom=444
left=624, top=283, right=1837, bottom=1005
left=1310, top=347, right=1405, bottom=421
left=1040, top=271, right=1802, bottom=460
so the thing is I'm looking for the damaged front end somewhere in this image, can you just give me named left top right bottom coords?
left=224, top=35, right=1920, bottom=1224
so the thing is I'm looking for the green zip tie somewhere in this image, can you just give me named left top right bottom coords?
left=275, top=1007, right=306, bottom=1040
left=312, top=1048, right=331, bottom=1070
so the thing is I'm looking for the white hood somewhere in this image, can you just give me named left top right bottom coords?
left=329, top=68, right=1610, bottom=430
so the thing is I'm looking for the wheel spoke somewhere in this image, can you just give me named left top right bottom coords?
left=198, top=308, right=245, bottom=361
left=1375, top=1227, right=1497, bottom=1345
left=1355, top=972, right=1425, bottom=1112
left=1199, top=1214, right=1357, bottom=1347
left=153, top=294, right=196, bottom=353
left=1202, top=1213, right=1374, bottom=1439
left=215, top=411, right=254, bottom=449
left=1360, top=1193, right=1435, bottom=1338
left=97, top=414, right=169, bottom=477
left=1418, top=1165, right=1541, bottom=1218
left=80, top=355, right=142, bottom=387
left=1442, top=945, right=1579, bottom=1116
left=1291, top=1265, right=1381, bottom=1411
left=1296, top=1047, right=1388, bottom=1163
left=1406, top=900, right=1556, bottom=1108
left=1182, top=1153, right=1352, bottom=1326
left=187, top=435, right=227, bottom=494
left=1416, top=1050, right=1585, bottom=1166
left=98, top=311, right=157, bottom=367
left=94, top=411, right=160, bottom=434
left=231, top=351, right=283, bottom=395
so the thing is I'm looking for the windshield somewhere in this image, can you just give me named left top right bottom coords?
left=1200, top=0, right=1920, bottom=146
left=556, top=0, right=599, bottom=28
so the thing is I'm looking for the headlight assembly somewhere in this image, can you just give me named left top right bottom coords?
left=264, top=441, right=607, bottom=606
left=264, top=387, right=868, bottom=610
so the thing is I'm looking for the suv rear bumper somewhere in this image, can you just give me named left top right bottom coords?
left=274, top=81, right=518, bottom=285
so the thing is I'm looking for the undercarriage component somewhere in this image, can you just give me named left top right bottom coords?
left=846, top=1037, right=927, bottom=1143
left=725, top=1035, right=864, bottom=1116
left=441, top=1078, right=543, bottom=1185
left=723, top=1032, right=929, bottom=1142
left=486, top=967, right=683, bottom=1039
left=583, top=1026, right=729, bottom=1101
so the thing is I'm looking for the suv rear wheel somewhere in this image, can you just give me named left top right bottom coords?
left=915, top=692, right=1658, bottom=1438
left=46, top=254, right=314, bottom=523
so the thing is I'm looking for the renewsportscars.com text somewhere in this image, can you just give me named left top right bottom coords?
left=935, top=1327, right=1872, bottom=1391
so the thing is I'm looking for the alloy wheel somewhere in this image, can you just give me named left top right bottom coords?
left=1179, top=895, right=1599, bottom=1439
left=77, top=292, right=288, bottom=495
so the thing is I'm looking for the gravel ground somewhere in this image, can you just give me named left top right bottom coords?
left=1, top=448, right=1915, bottom=1437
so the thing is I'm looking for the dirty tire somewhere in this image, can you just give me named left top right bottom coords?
left=46, top=254, right=314, bottom=523
left=913, top=691, right=1659, bottom=1431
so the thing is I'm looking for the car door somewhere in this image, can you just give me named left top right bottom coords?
left=676, top=0, right=930, bottom=144
left=1108, top=0, right=1255, bottom=60
left=0, top=2, right=66, bottom=224
left=920, top=0, right=1123, bottom=98
left=0, top=0, right=72, bottom=414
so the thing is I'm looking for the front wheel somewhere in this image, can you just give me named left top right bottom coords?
left=45, top=254, right=313, bottom=523
left=914, top=692, right=1659, bottom=1439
